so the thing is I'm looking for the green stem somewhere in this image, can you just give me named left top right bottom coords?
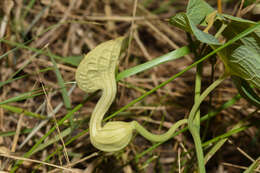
left=194, top=58, right=203, bottom=131
left=133, top=119, right=187, bottom=142
left=189, top=75, right=227, bottom=124
left=215, top=23, right=227, bottom=39
left=188, top=74, right=227, bottom=173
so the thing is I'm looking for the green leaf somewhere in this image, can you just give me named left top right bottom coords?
left=220, top=16, right=260, bottom=55
left=170, top=0, right=219, bottom=44
left=169, top=13, right=192, bottom=32
left=222, top=14, right=256, bottom=24
left=222, top=45, right=260, bottom=89
left=187, top=16, right=220, bottom=45
left=187, top=0, right=215, bottom=25
left=232, top=76, right=260, bottom=108
left=170, top=13, right=220, bottom=45
left=215, top=17, right=260, bottom=107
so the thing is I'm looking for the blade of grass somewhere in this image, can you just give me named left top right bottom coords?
left=244, top=157, right=260, bottom=173
left=116, top=46, right=190, bottom=81
left=0, top=89, right=44, bottom=105
left=49, top=49, right=73, bottom=126
left=0, top=128, right=32, bottom=137
left=0, top=104, right=46, bottom=119
left=0, top=67, right=53, bottom=89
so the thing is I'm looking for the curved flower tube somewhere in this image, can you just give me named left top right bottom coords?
left=76, top=37, right=187, bottom=152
